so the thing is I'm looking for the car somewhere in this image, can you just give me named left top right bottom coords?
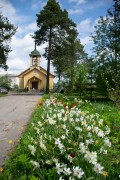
left=0, top=87, right=8, bottom=94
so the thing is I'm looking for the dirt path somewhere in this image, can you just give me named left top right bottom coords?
left=0, top=95, right=41, bottom=166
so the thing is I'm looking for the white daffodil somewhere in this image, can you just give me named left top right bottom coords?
left=38, top=121, right=43, bottom=127
left=67, top=155, right=73, bottom=163
left=86, top=139, right=94, bottom=145
left=69, top=177, right=75, bottom=180
left=63, top=167, right=72, bottom=175
left=62, top=125, right=66, bottom=129
left=63, top=117, right=67, bottom=122
left=99, top=119, right=103, bottom=126
left=40, top=141, right=46, bottom=151
left=46, top=160, right=52, bottom=165
left=75, top=127, right=82, bottom=131
left=55, top=138, right=64, bottom=150
left=79, top=143, right=87, bottom=153
left=59, top=177, right=64, bottom=180
left=87, top=126, right=92, bottom=131
left=104, top=138, right=111, bottom=147
left=58, top=113, right=62, bottom=118
left=73, top=166, right=84, bottom=179
left=61, top=135, right=66, bottom=139
left=48, top=118, right=56, bottom=125
left=30, top=160, right=40, bottom=168
left=84, top=151, right=97, bottom=165
left=56, top=163, right=63, bottom=174
left=93, top=126, right=99, bottom=133
left=87, top=132, right=92, bottom=137
left=93, top=163, right=104, bottom=174
left=98, top=130, right=105, bottom=138
left=28, top=145, right=36, bottom=155
left=34, top=127, right=40, bottom=134
left=105, top=126, right=110, bottom=135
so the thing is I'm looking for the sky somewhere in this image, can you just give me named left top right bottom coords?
left=0, top=0, right=114, bottom=77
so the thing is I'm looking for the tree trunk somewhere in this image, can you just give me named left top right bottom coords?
left=58, top=72, right=61, bottom=81
left=46, top=27, right=52, bottom=94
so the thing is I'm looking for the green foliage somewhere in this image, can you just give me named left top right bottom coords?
left=91, top=0, right=120, bottom=105
left=53, top=80, right=69, bottom=93
left=0, top=74, right=11, bottom=89
left=82, top=58, right=97, bottom=99
left=96, top=72, right=108, bottom=97
left=63, top=40, right=87, bottom=92
left=74, top=61, right=88, bottom=98
left=0, top=13, right=17, bottom=70
left=0, top=93, right=7, bottom=97
left=34, top=0, right=77, bottom=93
left=0, top=95, right=120, bottom=179
left=52, top=39, right=88, bottom=93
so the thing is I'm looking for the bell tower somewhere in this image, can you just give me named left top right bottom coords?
left=29, top=41, right=41, bottom=67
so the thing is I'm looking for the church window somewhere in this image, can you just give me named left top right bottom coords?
left=33, top=57, right=37, bottom=66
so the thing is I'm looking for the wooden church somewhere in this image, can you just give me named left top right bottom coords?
left=18, top=44, right=54, bottom=91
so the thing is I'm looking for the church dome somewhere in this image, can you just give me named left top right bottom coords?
left=30, top=49, right=41, bottom=56
left=29, top=42, right=41, bottom=56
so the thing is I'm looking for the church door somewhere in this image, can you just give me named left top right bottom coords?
left=32, top=82, right=38, bottom=89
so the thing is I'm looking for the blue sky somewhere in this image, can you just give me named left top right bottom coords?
left=0, top=0, right=113, bottom=76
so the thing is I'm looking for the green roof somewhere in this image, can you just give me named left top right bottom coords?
left=30, top=49, right=41, bottom=56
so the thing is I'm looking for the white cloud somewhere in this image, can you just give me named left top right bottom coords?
left=77, top=18, right=98, bottom=50
left=31, top=0, right=41, bottom=10
left=68, top=0, right=86, bottom=5
left=85, top=0, right=113, bottom=11
left=17, top=22, right=37, bottom=35
left=10, top=34, right=33, bottom=50
left=0, top=0, right=29, bottom=24
left=7, top=58, right=27, bottom=71
left=0, top=0, right=16, bottom=17
left=81, top=36, right=92, bottom=45
left=68, top=9, right=83, bottom=15
left=77, top=17, right=102, bottom=55
left=1, top=32, right=49, bottom=75
left=77, top=18, right=91, bottom=34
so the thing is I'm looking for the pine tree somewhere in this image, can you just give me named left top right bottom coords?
left=34, top=0, right=76, bottom=93
left=0, top=13, right=17, bottom=70
left=52, top=28, right=78, bottom=81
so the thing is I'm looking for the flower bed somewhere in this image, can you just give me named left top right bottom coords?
left=1, top=95, right=120, bottom=179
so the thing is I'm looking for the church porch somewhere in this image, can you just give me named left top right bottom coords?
left=25, top=76, right=42, bottom=91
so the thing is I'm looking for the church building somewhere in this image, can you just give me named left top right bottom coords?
left=18, top=45, right=54, bottom=91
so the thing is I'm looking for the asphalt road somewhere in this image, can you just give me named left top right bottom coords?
left=0, top=95, right=41, bottom=166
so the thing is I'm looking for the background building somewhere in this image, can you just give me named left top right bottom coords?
left=0, top=74, right=19, bottom=88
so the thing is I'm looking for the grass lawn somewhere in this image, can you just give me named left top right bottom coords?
left=0, top=94, right=8, bottom=97
left=0, top=94, right=120, bottom=180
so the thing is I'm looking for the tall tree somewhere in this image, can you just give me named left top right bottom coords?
left=52, top=35, right=87, bottom=93
left=64, top=38, right=87, bottom=92
left=0, top=13, right=17, bottom=70
left=51, top=28, right=78, bottom=81
left=74, top=61, right=88, bottom=98
left=92, top=0, right=120, bottom=105
left=86, top=58, right=97, bottom=99
left=34, top=0, right=76, bottom=93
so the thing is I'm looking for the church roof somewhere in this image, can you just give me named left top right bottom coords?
left=29, top=42, right=41, bottom=56
left=30, top=49, right=41, bottom=56
left=17, top=66, right=55, bottom=78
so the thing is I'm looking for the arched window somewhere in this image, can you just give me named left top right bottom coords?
left=33, top=57, right=37, bottom=66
